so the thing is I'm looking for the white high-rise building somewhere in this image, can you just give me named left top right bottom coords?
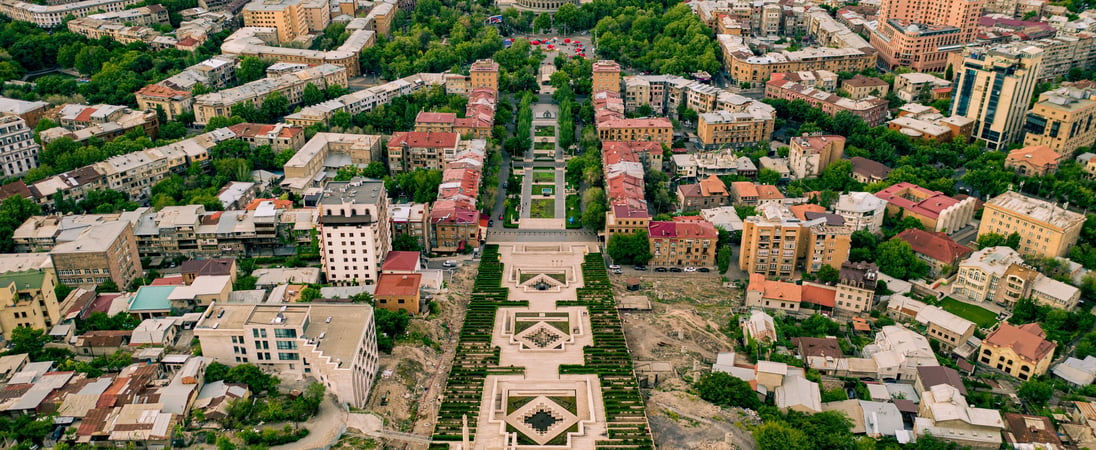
left=0, top=115, right=39, bottom=177
left=317, top=177, right=391, bottom=285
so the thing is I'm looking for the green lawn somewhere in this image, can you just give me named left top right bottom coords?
left=939, top=297, right=998, bottom=328
left=533, top=184, right=554, bottom=196
left=533, top=170, right=555, bottom=183
left=530, top=199, right=555, bottom=218
left=534, top=141, right=555, bottom=150
left=504, top=198, right=519, bottom=228
left=534, top=126, right=555, bottom=137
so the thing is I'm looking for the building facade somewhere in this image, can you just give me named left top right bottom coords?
left=0, top=115, right=39, bottom=177
left=869, top=0, right=983, bottom=71
left=317, top=178, right=392, bottom=286
left=50, top=221, right=143, bottom=289
left=788, top=134, right=845, bottom=179
left=950, top=45, right=1043, bottom=150
left=979, top=323, right=1056, bottom=380
left=0, top=267, right=61, bottom=340
left=978, top=191, right=1085, bottom=258
left=739, top=203, right=852, bottom=277
left=1023, top=84, right=1096, bottom=155
left=647, top=217, right=719, bottom=267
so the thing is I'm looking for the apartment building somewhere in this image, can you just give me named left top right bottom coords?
left=429, top=143, right=484, bottom=254
left=0, top=0, right=144, bottom=28
left=874, top=182, right=977, bottom=233
left=1024, top=84, right=1096, bottom=155
left=373, top=273, right=421, bottom=314
left=894, top=73, right=952, bottom=102
left=739, top=203, right=852, bottom=277
left=65, top=17, right=176, bottom=49
left=979, top=323, right=1056, bottom=380
left=242, top=0, right=328, bottom=43
left=788, top=134, right=845, bottom=179
left=391, top=203, right=430, bottom=253
left=0, top=115, right=39, bottom=178
left=281, top=133, right=383, bottom=192
left=469, top=59, right=499, bottom=93
left=40, top=104, right=159, bottom=145
left=888, top=104, right=975, bottom=142
left=220, top=23, right=374, bottom=76
left=85, top=4, right=167, bottom=25
left=193, top=64, right=348, bottom=125
left=868, top=0, right=983, bottom=71
left=50, top=220, right=142, bottom=289
left=718, top=34, right=876, bottom=87
left=135, top=85, right=193, bottom=122
left=286, top=72, right=445, bottom=126
left=196, top=302, right=379, bottom=408
left=677, top=175, right=731, bottom=210
left=978, top=191, right=1085, bottom=258
left=597, top=117, right=673, bottom=147
left=647, top=217, right=718, bottom=267
left=386, top=131, right=461, bottom=171
left=0, top=261, right=61, bottom=340
left=592, top=60, right=622, bottom=94
left=841, top=75, right=889, bottom=100
left=0, top=96, right=49, bottom=127
left=317, top=178, right=391, bottom=286
left=696, top=108, right=776, bottom=149
left=915, top=384, right=1005, bottom=448
left=950, top=45, right=1043, bottom=150
left=834, top=192, right=887, bottom=235
left=765, top=76, right=889, bottom=126
left=835, top=261, right=878, bottom=314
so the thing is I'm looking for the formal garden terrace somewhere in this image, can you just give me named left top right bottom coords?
left=430, top=244, right=653, bottom=449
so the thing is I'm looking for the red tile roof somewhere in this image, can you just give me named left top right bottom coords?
left=647, top=219, right=718, bottom=239
left=415, top=111, right=456, bottom=124
left=381, top=251, right=420, bottom=272
left=228, top=123, right=303, bottom=139
left=388, top=131, right=459, bottom=148
left=374, top=273, right=422, bottom=297
left=137, top=84, right=190, bottom=99
left=895, top=229, right=973, bottom=264
left=874, top=182, right=962, bottom=220
left=984, top=323, right=1056, bottom=363
left=74, top=107, right=97, bottom=122
left=789, top=204, right=827, bottom=220
left=150, top=276, right=186, bottom=286
left=244, top=198, right=293, bottom=210
left=801, top=284, right=836, bottom=308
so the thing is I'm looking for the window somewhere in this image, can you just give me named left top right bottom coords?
left=276, top=341, right=298, bottom=350
left=279, top=352, right=300, bottom=361
left=274, top=329, right=297, bottom=339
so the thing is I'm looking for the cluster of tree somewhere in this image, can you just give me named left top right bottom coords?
left=694, top=371, right=761, bottom=409
left=754, top=409, right=859, bottom=450
left=645, top=168, right=674, bottom=214
left=221, top=382, right=325, bottom=429
left=506, top=92, right=536, bottom=156
left=205, top=362, right=281, bottom=394
left=0, top=414, right=57, bottom=448
left=55, top=350, right=133, bottom=378
left=149, top=158, right=256, bottom=211
left=376, top=308, right=412, bottom=353
left=847, top=230, right=929, bottom=281
left=1009, top=298, right=1095, bottom=356
left=0, top=195, right=39, bottom=252
left=593, top=4, right=721, bottom=75
left=976, top=232, right=1022, bottom=250
left=606, top=230, right=652, bottom=265
left=386, top=168, right=443, bottom=203
left=75, top=311, right=142, bottom=335
left=238, top=425, right=310, bottom=446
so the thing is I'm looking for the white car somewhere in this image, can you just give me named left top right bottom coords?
left=684, top=266, right=697, bottom=272
left=612, top=268, right=623, bottom=274
left=442, top=260, right=458, bottom=267
left=608, top=264, right=621, bottom=270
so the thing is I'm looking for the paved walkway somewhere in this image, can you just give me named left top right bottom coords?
left=269, top=394, right=346, bottom=450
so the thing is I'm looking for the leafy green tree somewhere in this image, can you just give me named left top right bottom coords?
left=977, top=232, right=1021, bottom=250
left=1017, top=379, right=1053, bottom=404
left=754, top=421, right=811, bottom=450
left=695, top=371, right=760, bottom=409
left=0, top=195, right=40, bottom=252
left=376, top=309, right=411, bottom=353
left=757, top=168, right=781, bottom=185
left=393, top=233, right=422, bottom=252
left=225, top=363, right=280, bottom=394
left=816, top=264, right=840, bottom=283
left=716, top=246, right=732, bottom=274
left=875, top=239, right=928, bottom=280
left=301, top=83, right=324, bottom=106
left=606, top=230, right=652, bottom=265
left=581, top=187, right=607, bottom=230
left=237, top=56, right=268, bottom=84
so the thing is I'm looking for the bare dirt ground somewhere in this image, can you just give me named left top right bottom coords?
left=361, top=264, right=476, bottom=443
left=615, top=273, right=758, bottom=449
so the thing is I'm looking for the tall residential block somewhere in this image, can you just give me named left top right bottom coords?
left=788, top=134, right=845, bottom=179
left=242, top=0, right=329, bottom=43
left=739, top=203, right=852, bottom=277
left=49, top=220, right=143, bottom=289
left=195, top=302, right=379, bottom=407
left=317, top=178, right=392, bottom=285
left=469, top=59, right=499, bottom=93
left=1024, top=84, right=1096, bottom=155
left=869, top=0, right=984, bottom=71
left=0, top=254, right=61, bottom=340
left=978, top=191, right=1086, bottom=258
left=950, top=45, right=1043, bottom=150
left=592, top=60, right=622, bottom=94
left=0, top=115, right=39, bottom=177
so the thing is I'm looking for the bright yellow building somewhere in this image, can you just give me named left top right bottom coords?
left=979, top=323, right=1056, bottom=380
left=978, top=191, right=1086, bottom=258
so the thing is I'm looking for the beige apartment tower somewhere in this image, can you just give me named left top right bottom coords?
left=1024, top=85, right=1096, bottom=155
left=978, top=191, right=1085, bottom=258
left=592, top=60, right=622, bottom=94
left=242, top=0, right=329, bottom=44
left=0, top=268, right=62, bottom=340
left=739, top=203, right=852, bottom=277
left=950, top=45, right=1043, bottom=151
left=469, top=59, right=499, bottom=93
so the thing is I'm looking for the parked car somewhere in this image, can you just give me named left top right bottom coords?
left=697, top=267, right=711, bottom=273
left=442, top=260, right=458, bottom=267
left=633, top=265, right=648, bottom=271
left=669, top=267, right=683, bottom=273
left=684, top=266, right=697, bottom=272
left=654, top=267, right=668, bottom=272
left=612, top=268, right=623, bottom=274
left=489, top=219, right=495, bottom=226
left=608, top=264, right=621, bottom=270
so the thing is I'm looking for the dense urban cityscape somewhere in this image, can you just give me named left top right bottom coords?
left=0, top=0, right=1091, bottom=448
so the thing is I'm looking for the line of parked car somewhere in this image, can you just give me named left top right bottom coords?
left=608, top=264, right=710, bottom=274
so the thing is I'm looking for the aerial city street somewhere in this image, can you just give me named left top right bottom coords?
left=0, top=0, right=1093, bottom=448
